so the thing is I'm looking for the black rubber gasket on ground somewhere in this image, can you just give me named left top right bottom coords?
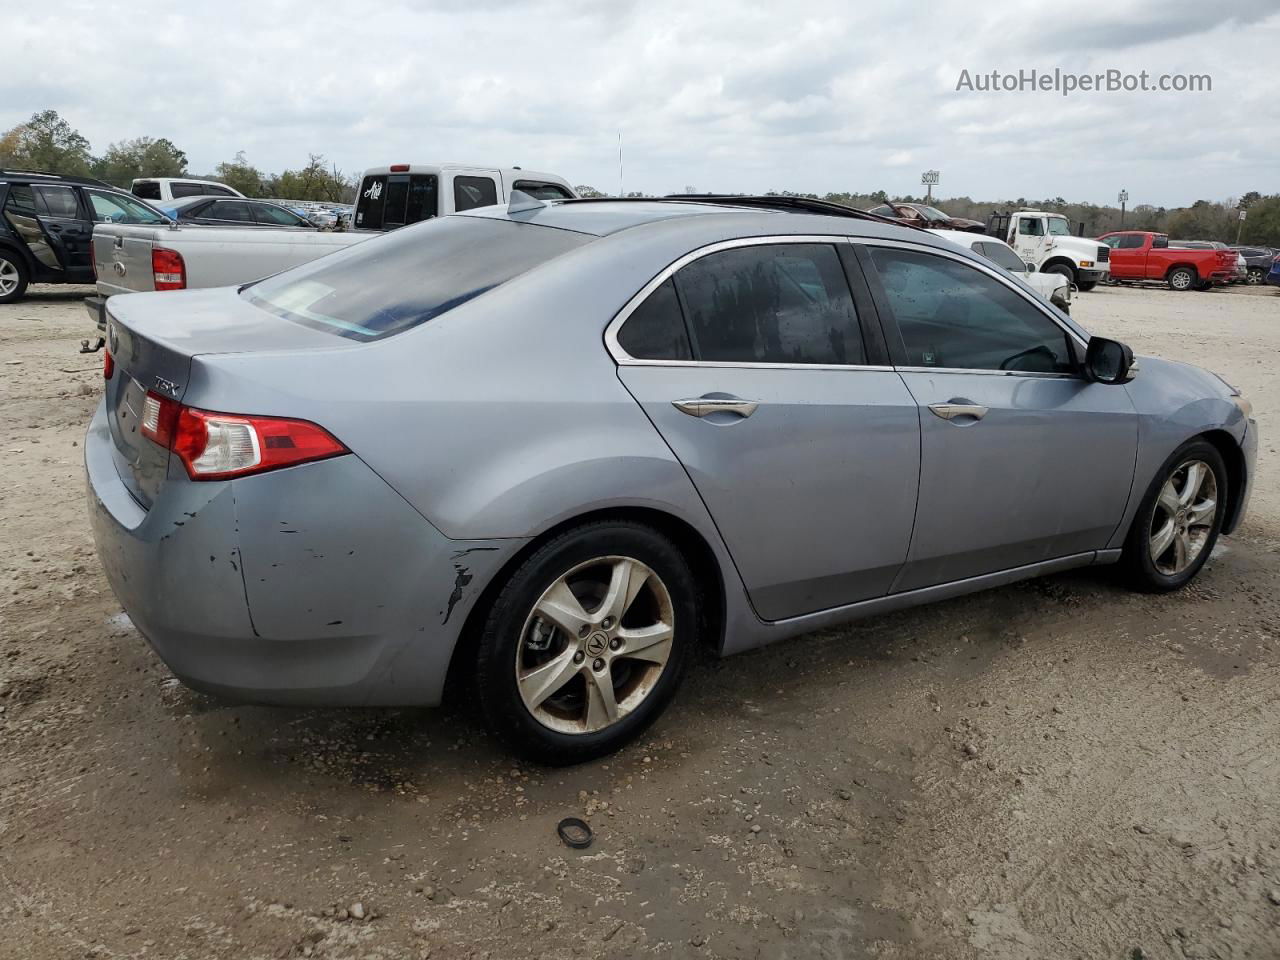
left=557, top=817, right=593, bottom=849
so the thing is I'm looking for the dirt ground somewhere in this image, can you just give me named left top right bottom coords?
left=2, top=282, right=1278, bottom=960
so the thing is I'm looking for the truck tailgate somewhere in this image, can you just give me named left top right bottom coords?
left=93, top=225, right=162, bottom=295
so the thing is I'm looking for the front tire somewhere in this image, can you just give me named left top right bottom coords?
left=1043, top=263, right=1075, bottom=284
left=0, top=249, right=29, bottom=304
left=1121, top=439, right=1227, bottom=592
left=1247, top=268, right=1265, bottom=285
left=474, top=521, right=696, bottom=764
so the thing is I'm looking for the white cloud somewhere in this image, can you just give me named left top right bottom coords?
left=2, top=0, right=1276, bottom=206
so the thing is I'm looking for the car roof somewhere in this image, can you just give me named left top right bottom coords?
left=928, top=228, right=990, bottom=247
left=132, top=177, right=233, bottom=185
left=457, top=196, right=948, bottom=244
left=0, top=169, right=111, bottom=188
left=359, top=163, right=571, bottom=185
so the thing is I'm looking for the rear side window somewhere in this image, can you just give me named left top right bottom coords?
left=673, top=243, right=866, bottom=365
left=255, top=203, right=305, bottom=226
left=3, top=184, right=38, bottom=217
left=617, top=279, right=692, bottom=361
left=205, top=185, right=236, bottom=196
left=974, top=241, right=1027, bottom=273
left=170, top=182, right=205, bottom=198
left=132, top=181, right=161, bottom=200
left=454, top=176, right=498, bottom=212
left=246, top=217, right=592, bottom=341
left=33, top=185, right=81, bottom=219
left=85, top=189, right=168, bottom=225
left=513, top=181, right=573, bottom=201
left=209, top=200, right=253, bottom=222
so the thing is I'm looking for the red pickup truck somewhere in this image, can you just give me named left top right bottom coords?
left=1097, top=231, right=1237, bottom=291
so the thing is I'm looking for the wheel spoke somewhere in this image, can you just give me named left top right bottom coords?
left=1174, top=531, right=1190, bottom=570
left=535, top=578, right=591, bottom=638
left=1157, top=480, right=1181, bottom=519
left=617, top=622, right=674, bottom=665
left=585, top=668, right=619, bottom=729
left=599, top=558, right=648, bottom=623
left=1187, top=498, right=1216, bottom=527
left=1179, top=463, right=1204, bottom=507
left=517, top=648, right=581, bottom=710
left=1150, top=518, right=1176, bottom=560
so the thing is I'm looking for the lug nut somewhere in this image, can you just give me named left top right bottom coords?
left=609, top=637, right=622, bottom=650
left=602, top=616, right=614, bottom=629
left=573, top=651, right=585, bottom=664
left=593, top=658, right=605, bottom=672
left=578, top=624, right=590, bottom=639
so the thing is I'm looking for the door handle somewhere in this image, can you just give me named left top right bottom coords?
left=928, top=402, right=989, bottom=421
left=672, top=397, right=759, bottom=419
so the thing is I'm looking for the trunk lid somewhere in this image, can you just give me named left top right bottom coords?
left=93, top=225, right=165, bottom=295
left=104, top=287, right=356, bottom=508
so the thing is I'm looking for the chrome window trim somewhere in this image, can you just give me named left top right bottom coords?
left=604, top=234, right=887, bottom=371
left=858, top=236, right=1089, bottom=351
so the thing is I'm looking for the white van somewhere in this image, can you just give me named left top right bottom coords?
left=353, top=163, right=575, bottom=231
left=131, top=178, right=247, bottom=204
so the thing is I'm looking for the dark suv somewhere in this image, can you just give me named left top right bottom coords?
left=0, top=170, right=169, bottom=303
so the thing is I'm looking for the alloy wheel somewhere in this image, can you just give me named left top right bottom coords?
left=1170, top=271, right=1192, bottom=290
left=0, top=259, right=18, bottom=297
left=516, top=556, right=674, bottom=735
left=1246, top=269, right=1264, bottom=285
left=1149, top=459, right=1217, bottom=576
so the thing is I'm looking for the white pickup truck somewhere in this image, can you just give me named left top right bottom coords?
left=85, top=161, right=576, bottom=331
left=84, top=222, right=366, bottom=330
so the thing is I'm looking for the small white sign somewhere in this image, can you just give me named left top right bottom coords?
left=921, top=170, right=940, bottom=186
left=1238, top=209, right=1247, bottom=221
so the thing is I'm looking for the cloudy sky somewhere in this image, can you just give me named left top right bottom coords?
left=4, top=0, right=1277, bottom=206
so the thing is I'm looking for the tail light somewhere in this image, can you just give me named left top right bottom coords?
left=138, top=392, right=347, bottom=480
left=103, top=347, right=114, bottom=380
left=151, top=247, right=186, bottom=291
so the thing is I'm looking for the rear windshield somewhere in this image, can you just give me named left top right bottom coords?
left=245, top=216, right=592, bottom=341
left=356, top=174, right=438, bottom=231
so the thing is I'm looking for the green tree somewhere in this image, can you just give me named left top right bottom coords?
left=266, top=154, right=350, bottom=202
left=574, top=184, right=606, bottom=198
left=0, top=109, right=93, bottom=175
left=213, top=151, right=266, bottom=197
left=93, top=136, right=187, bottom=187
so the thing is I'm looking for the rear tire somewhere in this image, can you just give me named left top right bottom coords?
left=1167, top=267, right=1197, bottom=291
left=1076, top=280, right=1097, bottom=292
left=1246, top=268, right=1264, bottom=285
left=1120, top=439, right=1227, bottom=593
left=473, top=521, right=697, bottom=765
left=0, top=249, right=29, bottom=304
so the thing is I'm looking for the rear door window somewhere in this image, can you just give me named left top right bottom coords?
left=205, top=185, right=237, bottom=196
left=131, top=181, right=161, bottom=200
left=245, top=217, right=592, bottom=341
left=170, top=182, right=205, bottom=198
left=672, top=243, right=866, bottom=365
left=254, top=203, right=306, bottom=226
left=33, top=185, right=82, bottom=219
left=453, top=176, right=498, bottom=212
left=85, top=189, right=168, bottom=224
left=1116, top=234, right=1146, bottom=249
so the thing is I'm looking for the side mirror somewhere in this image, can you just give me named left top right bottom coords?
left=1085, top=337, right=1135, bottom=384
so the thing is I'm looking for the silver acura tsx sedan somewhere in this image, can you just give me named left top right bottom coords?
left=87, top=195, right=1257, bottom=763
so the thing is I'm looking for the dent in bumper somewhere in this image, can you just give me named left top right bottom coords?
left=86, top=401, right=525, bottom=707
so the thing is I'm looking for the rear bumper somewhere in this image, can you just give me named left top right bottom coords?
left=85, top=400, right=524, bottom=706
left=85, top=295, right=107, bottom=331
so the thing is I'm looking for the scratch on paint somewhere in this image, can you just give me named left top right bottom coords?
left=442, top=564, right=473, bottom=625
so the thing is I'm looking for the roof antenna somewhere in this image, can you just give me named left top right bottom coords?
left=617, top=131, right=624, bottom=198
left=507, top=188, right=547, bottom=215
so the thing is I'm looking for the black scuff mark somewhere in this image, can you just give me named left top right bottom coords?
left=450, top=547, right=498, bottom=561
left=442, top=563, right=474, bottom=625
left=280, top=529, right=298, bottom=534
left=326, top=620, right=343, bottom=626
left=173, top=520, right=184, bottom=526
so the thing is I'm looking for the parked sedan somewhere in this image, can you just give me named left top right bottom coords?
left=86, top=196, right=1257, bottom=763
left=161, top=196, right=316, bottom=229
left=866, top=201, right=985, bottom=232
left=929, top=228, right=1072, bottom=312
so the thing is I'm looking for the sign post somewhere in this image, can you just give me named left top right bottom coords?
left=921, top=170, right=939, bottom=202
left=1236, top=207, right=1246, bottom=245
left=1118, top=189, right=1129, bottom=229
